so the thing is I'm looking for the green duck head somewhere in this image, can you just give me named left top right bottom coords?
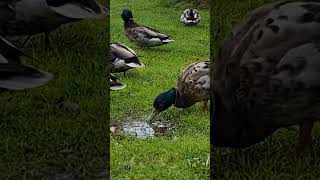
left=121, top=9, right=134, bottom=22
left=148, top=88, right=176, bottom=121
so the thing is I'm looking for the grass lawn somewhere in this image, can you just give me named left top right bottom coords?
left=1, top=1, right=108, bottom=178
left=212, top=0, right=320, bottom=179
left=110, top=0, right=210, bottom=179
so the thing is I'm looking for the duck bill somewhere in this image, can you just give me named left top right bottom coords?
left=147, top=109, right=160, bottom=121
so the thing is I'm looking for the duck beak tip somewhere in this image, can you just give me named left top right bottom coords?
left=147, top=110, right=160, bottom=121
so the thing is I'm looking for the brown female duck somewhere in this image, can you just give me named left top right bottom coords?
left=211, top=0, right=320, bottom=160
left=149, top=61, right=210, bottom=120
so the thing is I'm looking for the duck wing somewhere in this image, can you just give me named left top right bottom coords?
left=175, top=61, right=210, bottom=107
left=0, top=36, right=53, bottom=90
left=130, top=25, right=171, bottom=41
left=214, top=0, right=320, bottom=110
left=110, top=42, right=137, bottom=60
left=142, top=25, right=172, bottom=40
left=109, top=50, right=117, bottom=63
left=48, top=0, right=109, bottom=19
left=272, top=43, right=320, bottom=94
left=110, top=42, right=143, bottom=66
left=0, top=63, right=53, bottom=90
left=237, top=1, right=320, bottom=109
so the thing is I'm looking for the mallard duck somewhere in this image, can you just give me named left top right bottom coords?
left=0, top=36, right=53, bottom=90
left=211, top=0, right=320, bottom=160
left=110, top=73, right=126, bottom=91
left=149, top=61, right=210, bottom=121
left=180, top=8, right=201, bottom=26
left=0, top=0, right=109, bottom=47
left=109, top=42, right=144, bottom=75
left=121, top=9, right=174, bottom=48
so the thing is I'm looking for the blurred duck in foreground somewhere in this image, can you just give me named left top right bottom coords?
left=0, top=0, right=109, bottom=47
left=109, top=42, right=144, bottom=75
left=0, top=35, right=52, bottom=90
left=121, top=9, right=174, bottom=48
left=148, top=61, right=210, bottom=121
left=180, top=8, right=201, bottom=26
left=210, top=0, right=320, bottom=160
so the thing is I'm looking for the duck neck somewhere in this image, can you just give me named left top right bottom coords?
left=124, top=20, right=137, bottom=28
left=165, top=88, right=177, bottom=107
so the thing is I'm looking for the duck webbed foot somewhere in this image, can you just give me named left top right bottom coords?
left=290, top=120, right=314, bottom=160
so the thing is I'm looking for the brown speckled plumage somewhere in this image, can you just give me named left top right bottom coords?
left=175, top=61, right=210, bottom=108
left=211, top=0, right=320, bottom=159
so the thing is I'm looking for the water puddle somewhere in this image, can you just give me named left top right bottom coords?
left=110, top=115, right=175, bottom=139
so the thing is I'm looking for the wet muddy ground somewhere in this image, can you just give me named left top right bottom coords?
left=110, top=115, right=176, bottom=139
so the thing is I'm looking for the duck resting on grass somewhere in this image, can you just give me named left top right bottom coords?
left=211, top=0, right=320, bottom=160
left=180, top=8, right=201, bottom=26
left=121, top=9, right=174, bottom=48
left=0, top=36, right=52, bottom=90
left=0, top=0, right=109, bottom=48
left=110, top=73, right=126, bottom=91
left=109, top=42, right=144, bottom=76
left=148, top=61, right=210, bottom=121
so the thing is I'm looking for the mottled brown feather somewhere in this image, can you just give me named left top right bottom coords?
left=175, top=61, right=210, bottom=108
left=212, top=0, right=320, bottom=149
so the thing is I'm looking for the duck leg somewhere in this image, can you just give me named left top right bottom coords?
left=21, top=35, right=32, bottom=48
left=44, top=32, right=51, bottom=49
left=205, top=154, right=210, bottom=166
left=201, top=100, right=208, bottom=111
left=290, top=120, right=314, bottom=160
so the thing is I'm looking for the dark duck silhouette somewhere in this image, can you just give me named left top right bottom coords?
left=211, top=0, right=320, bottom=160
left=121, top=9, right=174, bottom=48
left=0, top=0, right=109, bottom=47
left=0, top=35, right=53, bottom=90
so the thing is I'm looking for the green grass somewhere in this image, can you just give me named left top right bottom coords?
left=110, top=0, right=209, bottom=179
left=1, top=2, right=108, bottom=178
left=212, top=0, right=320, bottom=179
left=162, top=0, right=209, bottom=9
